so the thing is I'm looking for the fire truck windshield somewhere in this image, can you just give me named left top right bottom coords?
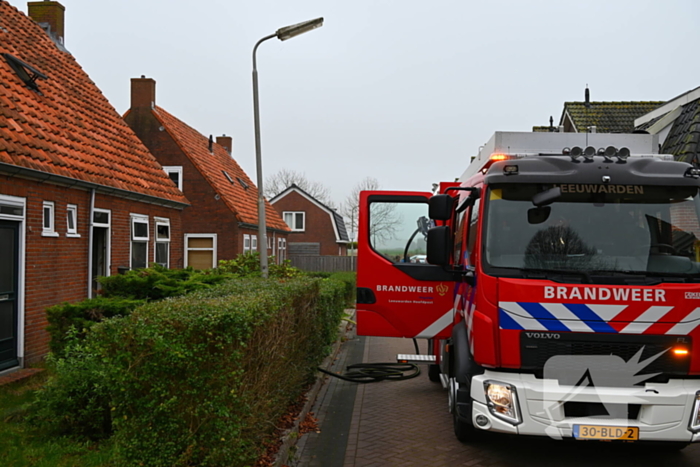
left=483, top=183, right=700, bottom=279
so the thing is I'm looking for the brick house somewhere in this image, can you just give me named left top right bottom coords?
left=0, top=1, right=189, bottom=371
left=124, top=77, right=290, bottom=268
left=270, top=184, right=349, bottom=257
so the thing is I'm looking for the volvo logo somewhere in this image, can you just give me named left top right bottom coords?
left=525, top=332, right=561, bottom=339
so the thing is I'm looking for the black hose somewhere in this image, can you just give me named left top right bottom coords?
left=318, top=362, right=421, bottom=384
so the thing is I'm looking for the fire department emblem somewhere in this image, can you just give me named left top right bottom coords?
left=436, top=283, right=448, bottom=296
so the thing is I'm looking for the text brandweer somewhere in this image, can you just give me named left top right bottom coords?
left=544, top=286, right=665, bottom=302
left=377, top=285, right=434, bottom=293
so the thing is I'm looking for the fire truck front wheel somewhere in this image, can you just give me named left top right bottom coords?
left=449, top=377, right=478, bottom=442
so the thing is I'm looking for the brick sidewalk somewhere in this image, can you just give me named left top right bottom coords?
left=296, top=333, right=700, bottom=467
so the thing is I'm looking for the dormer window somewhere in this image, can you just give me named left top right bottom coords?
left=2, top=53, right=47, bottom=92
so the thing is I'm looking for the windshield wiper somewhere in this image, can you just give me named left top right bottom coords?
left=498, top=267, right=592, bottom=284
left=591, top=269, right=700, bottom=284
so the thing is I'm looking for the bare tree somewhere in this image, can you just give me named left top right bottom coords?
left=341, top=177, right=398, bottom=245
left=265, top=169, right=334, bottom=207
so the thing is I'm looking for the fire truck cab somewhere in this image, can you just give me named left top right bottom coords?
left=356, top=131, right=700, bottom=446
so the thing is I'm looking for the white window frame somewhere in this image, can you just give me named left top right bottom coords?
left=277, top=237, right=287, bottom=261
left=252, top=235, right=258, bottom=252
left=163, top=166, right=183, bottom=191
left=91, top=208, right=112, bottom=292
left=66, top=204, right=80, bottom=237
left=0, top=194, right=26, bottom=367
left=184, top=233, right=217, bottom=269
left=283, top=211, right=305, bottom=232
left=243, top=234, right=251, bottom=253
left=154, top=217, right=170, bottom=268
left=130, top=214, right=149, bottom=269
left=41, top=201, right=58, bottom=237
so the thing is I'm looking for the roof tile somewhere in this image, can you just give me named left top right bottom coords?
left=562, top=101, right=664, bottom=133
left=662, top=99, right=700, bottom=165
left=0, top=2, right=187, bottom=205
left=149, top=106, right=289, bottom=231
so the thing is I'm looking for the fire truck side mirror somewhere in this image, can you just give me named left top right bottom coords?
left=427, top=225, right=452, bottom=266
left=429, top=194, right=454, bottom=220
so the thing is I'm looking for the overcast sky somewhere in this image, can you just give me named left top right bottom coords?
left=14, top=0, right=700, bottom=208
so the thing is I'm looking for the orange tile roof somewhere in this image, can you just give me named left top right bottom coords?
left=148, top=106, right=289, bottom=231
left=0, top=2, right=188, bottom=206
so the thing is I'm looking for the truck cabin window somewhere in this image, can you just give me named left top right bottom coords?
left=368, top=201, right=429, bottom=264
left=483, top=184, right=700, bottom=278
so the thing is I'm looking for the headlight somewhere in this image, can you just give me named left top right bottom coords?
left=689, top=391, right=700, bottom=432
left=484, top=380, right=521, bottom=425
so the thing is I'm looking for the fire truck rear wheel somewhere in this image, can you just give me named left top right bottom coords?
left=428, top=363, right=441, bottom=383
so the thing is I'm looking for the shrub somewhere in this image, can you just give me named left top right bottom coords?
left=217, top=252, right=302, bottom=279
left=31, top=328, right=114, bottom=440
left=97, top=264, right=227, bottom=300
left=33, top=276, right=347, bottom=467
left=328, top=271, right=356, bottom=306
left=45, top=296, right=145, bottom=357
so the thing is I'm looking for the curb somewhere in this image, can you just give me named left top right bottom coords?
left=273, top=308, right=355, bottom=467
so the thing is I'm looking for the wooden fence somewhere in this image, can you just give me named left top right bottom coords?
left=289, top=255, right=357, bottom=272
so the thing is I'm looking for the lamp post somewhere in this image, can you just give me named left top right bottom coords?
left=252, top=17, right=324, bottom=278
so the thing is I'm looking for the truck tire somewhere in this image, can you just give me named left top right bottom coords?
left=428, top=363, right=441, bottom=383
left=449, top=376, right=477, bottom=443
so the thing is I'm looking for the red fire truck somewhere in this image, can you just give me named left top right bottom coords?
left=356, top=131, right=700, bottom=446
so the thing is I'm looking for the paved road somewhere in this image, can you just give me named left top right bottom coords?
left=294, top=331, right=700, bottom=467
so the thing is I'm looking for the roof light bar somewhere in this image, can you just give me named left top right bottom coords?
left=617, top=147, right=630, bottom=161
left=490, top=153, right=510, bottom=162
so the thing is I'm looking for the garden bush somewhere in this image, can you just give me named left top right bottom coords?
left=98, top=264, right=227, bottom=300
left=33, top=276, right=347, bottom=467
left=328, top=271, right=356, bottom=306
left=217, top=252, right=302, bottom=279
left=45, top=296, right=145, bottom=357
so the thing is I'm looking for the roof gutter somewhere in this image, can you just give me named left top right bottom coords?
left=0, top=162, right=189, bottom=210
left=238, top=221, right=289, bottom=234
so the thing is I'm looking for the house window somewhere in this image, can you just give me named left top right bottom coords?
left=155, top=217, right=170, bottom=268
left=130, top=214, right=149, bottom=269
left=283, top=212, right=305, bottom=232
left=278, top=237, right=287, bottom=261
left=185, top=234, right=216, bottom=269
left=243, top=234, right=251, bottom=253
left=252, top=235, right=258, bottom=252
left=66, top=204, right=80, bottom=237
left=42, top=201, right=58, bottom=237
left=163, top=166, right=183, bottom=190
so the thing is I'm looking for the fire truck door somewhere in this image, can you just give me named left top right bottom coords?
left=356, top=191, right=455, bottom=339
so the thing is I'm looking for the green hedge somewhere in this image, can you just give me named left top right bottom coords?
left=45, top=296, right=146, bottom=357
left=33, top=276, right=346, bottom=467
left=328, top=271, right=356, bottom=306
left=98, top=264, right=228, bottom=300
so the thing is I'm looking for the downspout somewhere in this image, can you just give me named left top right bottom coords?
left=87, top=188, right=95, bottom=298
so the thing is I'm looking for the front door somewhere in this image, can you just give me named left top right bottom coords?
left=356, top=191, right=455, bottom=339
left=0, top=220, right=19, bottom=371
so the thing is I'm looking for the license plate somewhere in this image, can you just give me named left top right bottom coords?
left=573, top=424, right=639, bottom=441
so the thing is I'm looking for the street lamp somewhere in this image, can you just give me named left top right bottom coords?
left=252, top=17, right=324, bottom=278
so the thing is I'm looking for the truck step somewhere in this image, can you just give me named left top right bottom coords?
left=397, top=354, right=436, bottom=364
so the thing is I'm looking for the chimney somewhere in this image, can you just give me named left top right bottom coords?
left=584, top=85, right=591, bottom=108
left=131, top=76, right=156, bottom=109
left=216, top=135, right=233, bottom=155
left=28, top=1, right=65, bottom=46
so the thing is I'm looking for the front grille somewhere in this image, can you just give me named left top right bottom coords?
left=520, top=332, right=691, bottom=384
left=564, top=402, right=641, bottom=420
